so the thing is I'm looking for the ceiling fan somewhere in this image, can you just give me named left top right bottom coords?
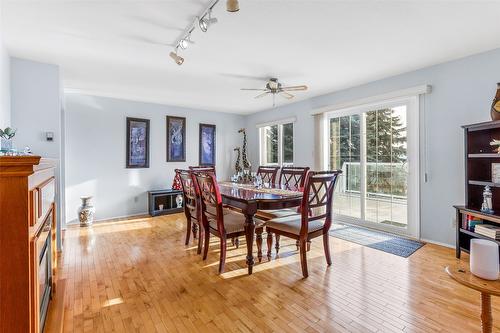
left=241, top=78, right=308, bottom=107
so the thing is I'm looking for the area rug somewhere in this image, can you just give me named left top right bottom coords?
left=330, top=224, right=424, bottom=258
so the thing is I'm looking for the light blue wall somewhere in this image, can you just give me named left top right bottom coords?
left=64, top=94, right=245, bottom=223
left=0, top=3, right=10, bottom=128
left=245, top=48, right=500, bottom=246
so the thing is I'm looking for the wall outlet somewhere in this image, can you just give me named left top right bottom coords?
left=451, top=216, right=457, bottom=228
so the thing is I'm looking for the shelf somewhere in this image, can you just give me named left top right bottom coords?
left=468, top=153, right=500, bottom=158
left=460, top=228, right=500, bottom=245
left=454, top=206, right=500, bottom=224
left=468, top=180, right=500, bottom=187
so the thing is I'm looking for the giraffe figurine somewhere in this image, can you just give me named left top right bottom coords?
left=234, top=147, right=242, bottom=174
left=238, top=128, right=251, bottom=170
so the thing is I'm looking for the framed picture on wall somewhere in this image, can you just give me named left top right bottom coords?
left=126, top=117, right=150, bottom=168
left=166, top=116, right=186, bottom=162
left=199, top=123, right=216, bottom=166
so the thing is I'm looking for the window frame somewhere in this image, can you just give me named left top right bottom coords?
left=258, top=117, right=296, bottom=167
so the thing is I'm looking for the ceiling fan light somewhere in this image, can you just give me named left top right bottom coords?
left=169, top=51, right=184, bottom=65
left=226, top=0, right=239, bottom=12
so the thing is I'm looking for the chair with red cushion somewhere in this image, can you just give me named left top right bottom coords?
left=265, top=170, right=342, bottom=278
left=193, top=172, right=266, bottom=273
left=256, top=166, right=280, bottom=184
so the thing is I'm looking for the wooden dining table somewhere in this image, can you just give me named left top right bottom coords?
left=218, top=182, right=304, bottom=274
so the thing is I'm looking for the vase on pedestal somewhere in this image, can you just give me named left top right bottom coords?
left=78, top=196, right=95, bottom=227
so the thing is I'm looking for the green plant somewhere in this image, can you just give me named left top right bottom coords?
left=0, top=127, right=16, bottom=140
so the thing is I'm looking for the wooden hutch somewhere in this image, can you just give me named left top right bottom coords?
left=0, top=156, right=57, bottom=333
left=455, top=120, right=500, bottom=259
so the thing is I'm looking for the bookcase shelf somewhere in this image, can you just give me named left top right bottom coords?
left=456, top=120, right=500, bottom=261
left=468, top=180, right=500, bottom=187
left=468, top=153, right=500, bottom=158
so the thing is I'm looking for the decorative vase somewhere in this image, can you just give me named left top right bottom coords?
left=78, top=196, right=95, bottom=227
left=491, top=83, right=500, bottom=121
left=176, top=194, right=183, bottom=208
left=470, top=239, right=499, bottom=280
left=0, top=138, right=12, bottom=151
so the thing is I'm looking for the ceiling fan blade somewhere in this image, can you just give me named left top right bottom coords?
left=280, top=85, right=308, bottom=91
left=254, top=92, right=271, bottom=99
left=241, top=88, right=268, bottom=91
left=279, top=91, right=294, bottom=99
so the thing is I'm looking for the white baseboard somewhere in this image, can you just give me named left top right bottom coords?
left=64, top=211, right=151, bottom=227
left=420, top=238, right=454, bottom=249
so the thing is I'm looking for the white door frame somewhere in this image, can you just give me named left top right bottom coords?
left=325, top=96, right=420, bottom=239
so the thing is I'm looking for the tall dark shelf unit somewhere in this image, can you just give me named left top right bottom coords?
left=455, top=120, right=500, bottom=260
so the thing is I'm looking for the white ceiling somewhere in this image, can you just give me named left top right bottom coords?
left=3, top=0, right=500, bottom=114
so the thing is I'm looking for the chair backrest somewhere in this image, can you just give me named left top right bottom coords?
left=176, top=169, right=198, bottom=219
left=300, top=170, right=342, bottom=235
left=189, top=165, right=216, bottom=176
left=192, top=172, right=226, bottom=234
left=257, top=166, right=280, bottom=184
left=279, top=166, right=310, bottom=189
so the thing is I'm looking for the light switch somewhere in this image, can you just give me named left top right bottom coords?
left=46, top=131, right=54, bottom=141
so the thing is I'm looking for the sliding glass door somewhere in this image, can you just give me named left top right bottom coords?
left=327, top=98, right=419, bottom=238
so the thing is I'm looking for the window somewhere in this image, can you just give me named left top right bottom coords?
left=259, top=121, right=294, bottom=166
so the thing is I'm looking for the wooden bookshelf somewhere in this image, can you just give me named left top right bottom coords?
left=456, top=120, right=500, bottom=260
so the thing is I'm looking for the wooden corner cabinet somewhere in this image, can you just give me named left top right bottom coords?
left=456, top=120, right=500, bottom=260
left=0, top=156, right=58, bottom=333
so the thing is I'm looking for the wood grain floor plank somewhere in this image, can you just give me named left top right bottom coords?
left=58, top=214, right=500, bottom=332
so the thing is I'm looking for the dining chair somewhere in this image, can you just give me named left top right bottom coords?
left=189, top=165, right=216, bottom=176
left=256, top=166, right=310, bottom=220
left=256, top=166, right=280, bottom=184
left=176, top=169, right=204, bottom=254
left=193, top=172, right=266, bottom=273
left=265, top=170, right=341, bottom=278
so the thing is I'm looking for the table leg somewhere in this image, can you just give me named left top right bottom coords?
left=481, top=293, right=492, bottom=333
left=244, top=214, right=255, bottom=275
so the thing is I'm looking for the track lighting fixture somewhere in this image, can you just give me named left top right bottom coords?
left=169, top=0, right=238, bottom=65
left=169, top=50, right=184, bottom=65
left=226, top=0, right=239, bottom=12
left=178, top=33, right=194, bottom=50
left=198, top=9, right=218, bottom=33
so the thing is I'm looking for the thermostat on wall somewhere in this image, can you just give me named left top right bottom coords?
left=46, top=131, right=54, bottom=141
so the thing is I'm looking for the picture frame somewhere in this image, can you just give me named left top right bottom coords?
left=126, top=117, right=150, bottom=168
left=199, top=123, right=216, bottom=166
left=166, top=116, right=186, bottom=162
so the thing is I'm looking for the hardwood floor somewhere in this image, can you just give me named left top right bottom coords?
left=59, top=213, right=499, bottom=332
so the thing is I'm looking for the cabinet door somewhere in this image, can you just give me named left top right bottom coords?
left=38, top=177, right=55, bottom=222
left=29, top=236, right=39, bottom=333
left=29, top=189, right=38, bottom=227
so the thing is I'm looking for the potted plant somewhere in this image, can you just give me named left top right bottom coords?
left=0, top=127, right=17, bottom=151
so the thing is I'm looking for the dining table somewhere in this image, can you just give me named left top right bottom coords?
left=218, top=181, right=304, bottom=274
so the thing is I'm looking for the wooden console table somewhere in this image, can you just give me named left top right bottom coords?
left=446, top=263, right=500, bottom=333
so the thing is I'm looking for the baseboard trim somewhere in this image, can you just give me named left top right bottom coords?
left=65, top=211, right=151, bottom=227
left=420, top=238, right=454, bottom=249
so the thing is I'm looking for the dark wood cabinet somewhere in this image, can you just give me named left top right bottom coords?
left=456, top=120, right=500, bottom=259
left=148, top=189, right=184, bottom=216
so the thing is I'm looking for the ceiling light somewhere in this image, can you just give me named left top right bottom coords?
left=198, top=10, right=218, bottom=32
left=226, top=0, right=239, bottom=12
left=169, top=51, right=184, bottom=65
left=179, top=39, right=189, bottom=50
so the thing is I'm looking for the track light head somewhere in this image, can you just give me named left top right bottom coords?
left=198, top=10, right=217, bottom=32
left=226, top=0, right=239, bottom=12
left=169, top=51, right=184, bottom=65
